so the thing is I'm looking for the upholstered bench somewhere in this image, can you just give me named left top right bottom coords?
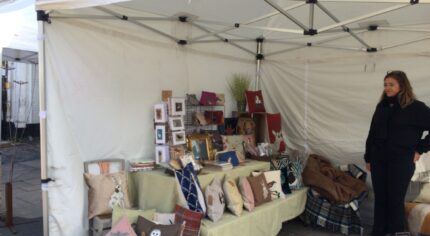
left=200, top=188, right=307, bottom=236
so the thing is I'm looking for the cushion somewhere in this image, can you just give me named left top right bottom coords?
left=287, top=157, right=304, bottom=190
left=174, top=163, right=206, bottom=214
left=242, top=134, right=258, bottom=156
left=200, top=91, right=217, bottom=106
left=84, top=171, right=131, bottom=219
left=405, top=202, right=430, bottom=236
left=221, top=135, right=245, bottom=161
left=194, top=112, right=208, bottom=125
left=216, top=93, right=225, bottom=106
left=237, top=176, right=255, bottom=211
left=205, top=177, right=225, bottom=222
left=414, top=182, right=430, bottom=203
left=266, top=113, right=286, bottom=154
left=154, top=213, right=176, bottom=225
left=252, top=170, right=285, bottom=199
left=106, top=216, right=137, bottom=236
left=136, top=215, right=183, bottom=236
left=247, top=174, right=271, bottom=207
left=111, top=207, right=155, bottom=226
left=175, top=204, right=204, bottom=236
left=270, top=158, right=292, bottom=194
left=245, top=90, right=266, bottom=113
left=223, top=177, right=243, bottom=216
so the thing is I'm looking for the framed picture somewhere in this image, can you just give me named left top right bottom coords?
left=154, top=103, right=167, bottom=123
left=169, top=116, right=184, bottom=131
left=186, top=133, right=214, bottom=161
left=155, top=125, right=166, bottom=144
left=172, top=131, right=186, bottom=145
left=155, top=145, right=170, bottom=164
left=169, top=97, right=186, bottom=116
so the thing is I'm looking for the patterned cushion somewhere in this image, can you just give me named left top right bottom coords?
left=266, top=113, right=286, bottom=154
left=136, top=215, right=183, bottom=236
left=247, top=174, right=271, bottom=207
left=252, top=170, right=285, bottom=199
left=205, top=177, right=225, bottom=222
left=175, top=204, right=204, bottom=236
left=245, top=90, right=266, bottom=113
left=106, top=216, right=136, bottom=236
left=238, top=177, right=255, bottom=211
left=216, top=150, right=240, bottom=167
left=270, top=158, right=292, bottom=194
left=223, top=177, right=243, bottom=216
left=221, top=135, right=245, bottom=161
left=84, top=171, right=131, bottom=219
left=174, top=163, right=206, bottom=214
left=242, top=134, right=258, bottom=156
left=111, top=207, right=155, bottom=226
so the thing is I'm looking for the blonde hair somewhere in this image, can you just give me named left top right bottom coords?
left=380, top=70, right=416, bottom=108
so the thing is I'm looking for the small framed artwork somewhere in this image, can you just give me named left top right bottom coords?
left=155, top=145, right=170, bottom=164
left=154, top=103, right=167, bottom=123
left=161, top=90, right=172, bottom=102
left=155, top=125, right=166, bottom=144
left=169, top=116, right=184, bottom=131
left=172, top=131, right=186, bottom=145
left=169, top=97, right=186, bottom=116
left=186, top=133, right=214, bottom=161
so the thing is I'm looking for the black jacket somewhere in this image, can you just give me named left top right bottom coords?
left=364, top=97, right=430, bottom=163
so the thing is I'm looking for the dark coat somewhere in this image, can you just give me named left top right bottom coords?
left=364, top=97, right=430, bottom=163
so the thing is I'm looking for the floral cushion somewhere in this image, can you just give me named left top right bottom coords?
left=84, top=171, right=131, bottom=219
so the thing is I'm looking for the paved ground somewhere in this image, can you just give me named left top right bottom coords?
left=0, top=139, right=372, bottom=236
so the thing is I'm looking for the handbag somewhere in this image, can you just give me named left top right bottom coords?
left=200, top=91, right=217, bottom=106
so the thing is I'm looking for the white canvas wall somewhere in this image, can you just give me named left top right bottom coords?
left=44, top=15, right=254, bottom=235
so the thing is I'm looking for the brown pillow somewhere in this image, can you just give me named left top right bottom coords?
left=84, top=171, right=131, bottom=219
left=247, top=174, right=271, bottom=207
left=136, top=215, right=183, bottom=236
left=174, top=204, right=204, bottom=236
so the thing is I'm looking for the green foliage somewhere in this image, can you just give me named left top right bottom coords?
left=227, top=73, right=251, bottom=102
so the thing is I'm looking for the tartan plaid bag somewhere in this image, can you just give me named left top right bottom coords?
left=300, top=164, right=368, bottom=236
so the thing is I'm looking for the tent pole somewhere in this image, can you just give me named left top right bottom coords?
left=255, top=38, right=264, bottom=90
left=318, top=4, right=409, bottom=33
left=37, top=12, right=49, bottom=236
left=264, top=0, right=309, bottom=31
left=316, top=2, right=373, bottom=48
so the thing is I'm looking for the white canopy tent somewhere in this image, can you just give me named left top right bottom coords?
left=35, top=0, right=430, bottom=235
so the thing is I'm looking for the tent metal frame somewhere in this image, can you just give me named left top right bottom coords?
left=38, top=2, right=430, bottom=235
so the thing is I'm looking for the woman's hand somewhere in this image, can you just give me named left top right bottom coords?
left=413, top=152, right=421, bottom=163
left=366, top=163, right=371, bottom=172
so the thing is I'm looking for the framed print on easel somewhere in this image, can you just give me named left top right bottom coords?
left=155, top=125, right=166, bottom=144
left=154, top=103, right=168, bottom=123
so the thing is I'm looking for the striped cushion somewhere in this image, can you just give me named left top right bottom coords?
left=175, top=204, right=204, bottom=236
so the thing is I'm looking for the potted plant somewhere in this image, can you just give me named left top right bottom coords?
left=227, top=73, right=251, bottom=113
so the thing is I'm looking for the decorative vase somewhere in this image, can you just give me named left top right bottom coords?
left=237, top=100, right=246, bottom=113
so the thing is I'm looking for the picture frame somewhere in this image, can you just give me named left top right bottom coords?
left=154, top=103, right=168, bottom=123
left=155, top=145, right=170, bottom=164
left=155, top=125, right=166, bottom=144
left=186, top=133, right=214, bottom=161
left=169, top=116, right=184, bottom=131
left=169, top=97, right=186, bottom=116
left=172, top=131, right=186, bottom=145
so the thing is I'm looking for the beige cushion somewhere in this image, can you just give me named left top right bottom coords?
left=111, top=207, right=155, bottom=227
left=223, top=177, right=243, bottom=216
left=247, top=174, right=271, bottom=207
left=252, top=170, right=285, bottom=199
left=205, top=177, right=225, bottom=222
left=221, top=135, right=245, bottom=161
left=84, top=171, right=131, bottom=219
left=414, top=182, right=430, bottom=203
left=237, top=176, right=255, bottom=211
left=154, top=213, right=176, bottom=225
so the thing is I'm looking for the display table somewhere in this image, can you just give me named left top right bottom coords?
left=200, top=188, right=307, bottom=236
left=129, top=160, right=270, bottom=212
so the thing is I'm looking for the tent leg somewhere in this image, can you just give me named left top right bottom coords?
left=38, top=14, right=49, bottom=236
left=255, top=38, right=264, bottom=90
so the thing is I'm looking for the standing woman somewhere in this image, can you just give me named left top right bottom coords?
left=364, top=70, right=430, bottom=236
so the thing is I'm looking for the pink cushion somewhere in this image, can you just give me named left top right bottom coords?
left=106, top=216, right=137, bottom=236
left=238, top=177, right=255, bottom=211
